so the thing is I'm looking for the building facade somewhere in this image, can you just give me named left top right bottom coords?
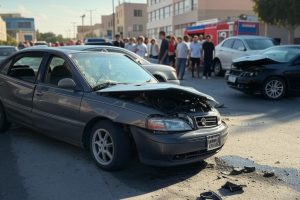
left=1, top=13, right=35, bottom=42
left=147, top=0, right=255, bottom=38
left=77, top=23, right=104, bottom=40
left=0, top=17, right=7, bottom=41
left=115, top=2, right=147, bottom=38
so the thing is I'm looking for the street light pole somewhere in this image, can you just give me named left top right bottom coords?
left=72, top=22, right=76, bottom=40
left=80, top=14, right=86, bottom=40
left=112, top=0, right=115, bottom=39
left=87, top=9, right=96, bottom=35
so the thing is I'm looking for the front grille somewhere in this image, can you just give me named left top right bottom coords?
left=230, top=69, right=242, bottom=76
left=195, top=116, right=218, bottom=128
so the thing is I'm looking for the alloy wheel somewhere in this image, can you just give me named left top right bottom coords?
left=92, top=128, right=114, bottom=165
left=265, top=79, right=284, bottom=99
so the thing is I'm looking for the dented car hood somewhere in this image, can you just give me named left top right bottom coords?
left=233, top=54, right=280, bottom=69
left=98, top=83, right=220, bottom=107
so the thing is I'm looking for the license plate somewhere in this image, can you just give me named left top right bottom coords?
left=207, top=134, right=221, bottom=151
left=228, top=75, right=237, bottom=83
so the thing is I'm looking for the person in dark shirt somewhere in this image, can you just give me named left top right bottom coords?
left=113, top=34, right=125, bottom=48
left=158, top=31, right=169, bottom=65
left=202, top=35, right=215, bottom=79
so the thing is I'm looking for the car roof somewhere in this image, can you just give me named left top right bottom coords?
left=226, top=35, right=273, bottom=40
left=17, top=47, right=124, bottom=57
left=0, top=45, right=17, bottom=48
left=60, top=45, right=119, bottom=51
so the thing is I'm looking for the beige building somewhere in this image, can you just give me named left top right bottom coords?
left=147, top=0, right=300, bottom=44
left=77, top=23, right=105, bottom=40
left=147, top=0, right=255, bottom=38
left=0, top=17, right=7, bottom=41
left=101, top=14, right=114, bottom=39
left=115, top=2, right=147, bottom=38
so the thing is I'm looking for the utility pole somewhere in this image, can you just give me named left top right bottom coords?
left=72, top=22, right=76, bottom=40
left=80, top=14, right=86, bottom=40
left=87, top=9, right=96, bottom=35
left=112, top=0, right=115, bottom=39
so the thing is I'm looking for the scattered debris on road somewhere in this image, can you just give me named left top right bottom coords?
left=263, top=171, right=275, bottom=178
left=199, top=191, right=222, bottom=200
left=222, top=181, right=247, bottom=193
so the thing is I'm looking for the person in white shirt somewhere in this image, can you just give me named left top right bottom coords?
left=190, top=35, right=202, bottom=78
left=134, top=36, right=148, bottom=58
left=176, top=36, right=189, bottom=80
left=125, top=37, right=136, bottom=52
left=149, top=38, right=159, bottom=59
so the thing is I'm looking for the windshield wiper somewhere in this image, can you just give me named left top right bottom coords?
left=93, top=81, right=118, bottom=91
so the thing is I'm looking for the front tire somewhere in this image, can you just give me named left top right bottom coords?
left=0, top=103, right=9, bottom=133
left=89, top=120, right=131, bottom=171
left=262, top=77, right=286, bottom=100
left=213, top=60, right=224, bottom=76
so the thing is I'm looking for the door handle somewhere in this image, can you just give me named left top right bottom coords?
left=35, top=92, right=44, bottom=97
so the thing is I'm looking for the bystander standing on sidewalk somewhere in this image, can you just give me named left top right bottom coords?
left=134, top=36, right=148, bottom=58
left=202, top=35, right=215, bottom=79
left=113, top=34, right=124, bottom=48
left=125, top=37, right=136, bottom=52
left=184, top=35, right=191, bottom=71
left=190, top=35, right=202, bottom=78
left=168, top=35, right=177, bottom=68
left=176, top=36, right=189, bottom=80
left=158, top=31, right=169, bottom=65
left=149, top=39, right=159, bottom=59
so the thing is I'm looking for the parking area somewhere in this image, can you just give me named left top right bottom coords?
left=1, top=73, right=300, bottom=200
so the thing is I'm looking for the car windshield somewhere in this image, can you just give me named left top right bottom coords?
left=245, top=38, right=275, bottom=50
left=0, top=48, right=16, bottom=57
left=71, top=52, right=156, bottom=89
left=263, top=48, right=300, bottom=63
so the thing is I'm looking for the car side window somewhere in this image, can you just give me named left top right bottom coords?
left=44, top=56, right=73, bottom=86
left=222, top=39, right=235, bottom=49
left=7, top=55, right=43, bottom=83
left=293, top=56, right=300, bottom=66
left=232, top=39, right=246, bottom=51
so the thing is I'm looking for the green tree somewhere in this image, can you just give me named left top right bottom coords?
left=36, top=30, right=69, bottom=43
left=253, top=0, right=300, bottom=44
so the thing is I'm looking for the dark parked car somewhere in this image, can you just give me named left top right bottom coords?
left=0, top=46, right=18, bottom=62
left=0, top=48, right=228, bottom=170
left=227, top=45, right=300, bottom=99
left=84, top=38, right=113, bottom=46
left=60, top=45, right=180, bottom=84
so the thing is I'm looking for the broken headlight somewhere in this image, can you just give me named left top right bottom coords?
left=146, top=117, right=192, bottom=131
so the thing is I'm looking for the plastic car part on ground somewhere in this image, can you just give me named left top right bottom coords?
left=199, top=191, right=222, bottom=200
left=222, top=181, right=247, bottom=193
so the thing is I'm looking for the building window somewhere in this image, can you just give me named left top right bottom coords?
left=175, top=0, right=193, bottom=16
left=133, top=24, right=143, bottom=32
left=17, top=22, right=31, bottom=28
left=134, top=9, right=142, bottom=17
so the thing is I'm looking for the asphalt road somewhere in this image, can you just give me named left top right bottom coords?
left=1, top=73, right=300, bottom=200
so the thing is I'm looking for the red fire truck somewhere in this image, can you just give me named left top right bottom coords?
left=185, top=19, right=260, bottom=45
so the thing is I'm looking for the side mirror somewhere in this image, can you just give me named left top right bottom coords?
left=238, top=46, right=246, bottom=51
left=58, top=78, right=77, bottom=90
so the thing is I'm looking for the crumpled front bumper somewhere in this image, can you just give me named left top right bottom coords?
left=130, top=122, right=228, bottom=166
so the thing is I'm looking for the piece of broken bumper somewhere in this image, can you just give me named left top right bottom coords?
left=130, top=122, right=228, bottom=166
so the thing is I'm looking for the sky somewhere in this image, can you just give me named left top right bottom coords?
left=0, top=0, right=146, bottom=37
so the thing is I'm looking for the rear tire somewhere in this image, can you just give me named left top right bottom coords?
left=213, top=60, right=224, bottom=76
left=262, top=77, right=286, bottom=100
left=0, top=103, right=9, bottom=133
left=89, top=120, right=131, bottom=171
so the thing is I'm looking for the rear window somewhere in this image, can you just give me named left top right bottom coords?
left=245, top=39, right=275, bottom=50
left=0, top=48, right=17, bottom=57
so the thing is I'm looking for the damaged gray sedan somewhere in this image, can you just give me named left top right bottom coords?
left=0, top=48, right=228, bottom=170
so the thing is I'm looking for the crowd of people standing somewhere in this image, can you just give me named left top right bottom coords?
left=115, top=31, right=215, bottom=80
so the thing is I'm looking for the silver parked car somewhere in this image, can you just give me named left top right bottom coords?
left=214, top=36, right=276, bottom=76
left=61, top=45, right=180, bottom=84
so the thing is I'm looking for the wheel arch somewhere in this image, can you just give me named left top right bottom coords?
left=81, top=116, right=134, bottom=149
left=263, top=75, right=289, bottom=89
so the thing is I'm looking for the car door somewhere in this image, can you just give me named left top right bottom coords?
left=32, top=54, right=85, bottom=145
left=216, top=39, right=235, bottom=69
left=231, top=39, right=247, bottom=62
left=285, top=56, right=300, bottom=92
left=0, top=52, right=45, bottom=126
